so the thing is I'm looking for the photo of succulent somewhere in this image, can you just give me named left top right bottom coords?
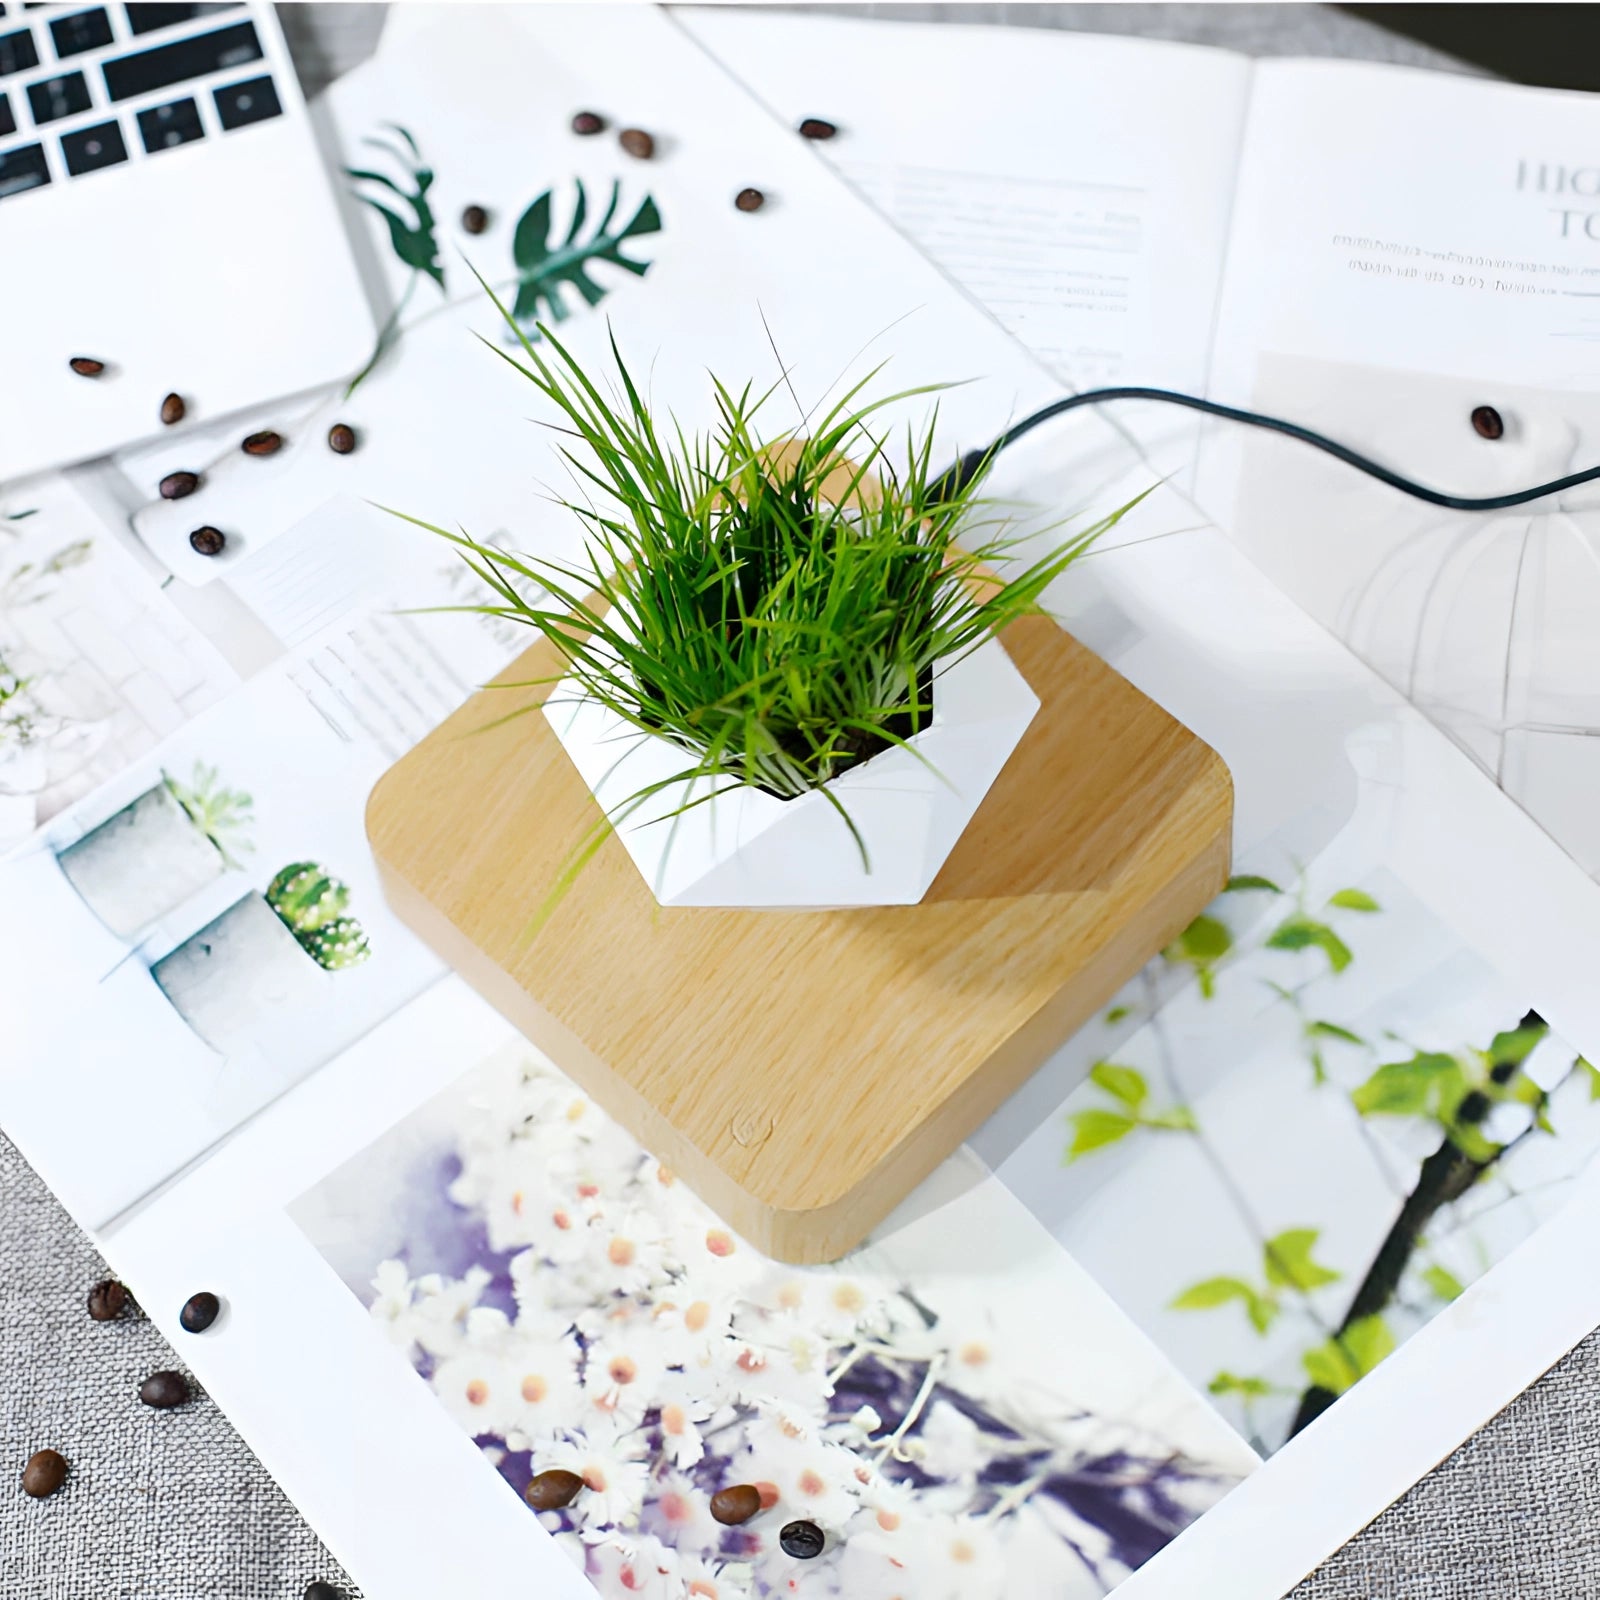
left=266, top=861, right=372, bottom=971
left=152, top=860, right=372, bottom=1057
left=56, top=760, right=252, bottom=941
left=164, top=762, right=255, bottom=870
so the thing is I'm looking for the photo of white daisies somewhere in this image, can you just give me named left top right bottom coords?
left=292, top=1033, right=1256, bottom=1599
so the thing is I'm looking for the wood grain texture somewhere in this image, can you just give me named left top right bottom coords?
left=366, top=609, right=1232, bottom=1262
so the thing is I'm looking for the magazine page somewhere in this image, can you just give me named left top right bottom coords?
left=1197, top=59, right=1600, bottom=889
left=9, top=11, right=1600, bottom=1600
left=679, top=7, right=1252, bottom=476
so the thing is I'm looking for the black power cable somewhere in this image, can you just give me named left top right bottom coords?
left=932, top=385, right=1600, bottom=512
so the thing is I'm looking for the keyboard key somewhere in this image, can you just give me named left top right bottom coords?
left=124, top=3, right=236, bottom=35
left=212, top=71, right=277, bottom=131
left=0, top=90, right=11, bottom=135
left=0, top=141, right=48, bottom=198
left=136, top=93, right=201, bottom=152
left=0, top=26, right=39, bottom=76
left=49, top=7, right=113, bottom=57
left=102, top=17, right=258, bottom=101
left=27, top=70, right=91, bottom=124
left=61, top=116, right=125, bottom=174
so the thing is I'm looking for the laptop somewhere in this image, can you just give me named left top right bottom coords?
left=0, top=1, right=374, bottom=483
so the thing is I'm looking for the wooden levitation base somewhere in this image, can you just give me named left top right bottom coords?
left=366, top=612, right=1233, bottom=1264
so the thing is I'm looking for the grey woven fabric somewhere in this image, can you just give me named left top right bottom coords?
left=0, top=1131, right=356, bottom=1600
left=5, top=7, right=1593, bottom=1599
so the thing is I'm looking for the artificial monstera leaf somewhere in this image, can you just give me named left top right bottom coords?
left=511, top=179, right=662, bottom=328
left=346, top=125, right=444, bottom=290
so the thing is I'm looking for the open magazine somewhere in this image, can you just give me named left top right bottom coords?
left=685, top=8, right=1600, bottom=901
left=6, top=8, right=1600, bottom=1600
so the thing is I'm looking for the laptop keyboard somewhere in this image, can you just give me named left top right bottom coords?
left=0, top=2, right=283, bottom=201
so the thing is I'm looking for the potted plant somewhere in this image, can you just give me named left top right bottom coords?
left=151, top=861, right=371, bottom=1054
left=405, top=309, right=1143, bottom=915
left=57, top=762, right=253, bottom=940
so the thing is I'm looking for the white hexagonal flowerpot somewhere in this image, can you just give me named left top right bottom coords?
left=543, top=632, right=1039, bottom=908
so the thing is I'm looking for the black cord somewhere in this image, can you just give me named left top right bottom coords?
left=932, top=385, right=1600, bottom=512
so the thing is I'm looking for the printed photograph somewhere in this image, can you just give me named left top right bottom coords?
left=0, top=477, right=234, bottom=848
left=1001, top=848, right=1600, bottom=1457
left=293, top=1031, right=1259, bottom=1600
left=0, top=661, right=444, bottom=1228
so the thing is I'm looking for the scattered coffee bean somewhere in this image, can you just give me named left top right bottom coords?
left=158, top=470, right=200, bottom=500
left=524, top=1468, right=584, bottom=1511
left=68, top=356, right=105, bottom=377
left=179, top=1291, right=221, bottom=1333
left=734, top=188, right=766, bottom=213
left=779, top=1519, right=826, bottom=1560
left=571, top=110, right=605, bottom=136
left=188, top=526, right=226, bottom=558
left=303, top=1583, right=345, bottom=1600
left=618, top=127, right=655, bottom=160
left=21, top=1449, right=68, bottom=1500
left=160, top=392, right=186, bottom=426
left=1471, top=405, right=1504, bottom=440
left=86, top=1279, right=129, bottom=1322
left=241, top=429, right=283, bottom=457
left=710, top=1483, right=763, bottom=1526
left=327, top=423, right=357, bottom=455
left=798, top=117, right=837, bottom=141
left=460, top=203, right=490, bottom=235
left=138, top=1371, right=190, bottom=1409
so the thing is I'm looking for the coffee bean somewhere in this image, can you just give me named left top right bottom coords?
left=1471, top=405, right=1504, bottom=440
left=798, top=118, right=837, bottom=141
left=87, top=1279, right=128, bottom=1322
left=21, top=1449, right=68, bottom=1500
left=779, top=1519, right=825, bottom=1559
left=710, top=1483, right=763, bottom=1526
left=138, top=1371, right=190, bottom=1409
left=570, top=110, right=605, bottom=136
left=160, top=392, right=186, bottom=426
left=327, top=423, right=357, bottom=455
left=734, top=188, right=766, bottom=213
left=68, top=356, right=105, bottom=377
left=618, top=127, right=655, bottom=160
left=158, top=470, right=200, bottom=500
left=241, top=430, right=283, bottom=457
left=524, top=1468, right=584, bottom=1511
left=188, top=526, right=225, bottom=558
left=460, top=204, right=490, bottom=235
left=303, top=1583, right=345, bottom=1600
left=179, top=1291, right=220, bottom=1333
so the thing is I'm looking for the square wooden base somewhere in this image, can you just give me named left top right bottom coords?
left=366, top=612, right=1232, bottom=1263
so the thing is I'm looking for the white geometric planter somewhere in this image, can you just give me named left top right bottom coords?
left=57, top=782, right=225, bottom=940
left=151, top=891, right=329, bottom=1055
left=543, top=633, right=1039, bottom=908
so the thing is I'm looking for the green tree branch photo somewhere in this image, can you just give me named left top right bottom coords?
left=1068, top=869, right=1591, bottom=1454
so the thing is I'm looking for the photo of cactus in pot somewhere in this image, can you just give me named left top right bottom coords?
left=151, top=860, right=370, bottom=1057
left=265, top=862, right=372, bottom=970
left=57, top=761, right=254, bottom=940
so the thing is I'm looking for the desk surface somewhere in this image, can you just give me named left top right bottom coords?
left=9, top=10, right=1588, bottom=1600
